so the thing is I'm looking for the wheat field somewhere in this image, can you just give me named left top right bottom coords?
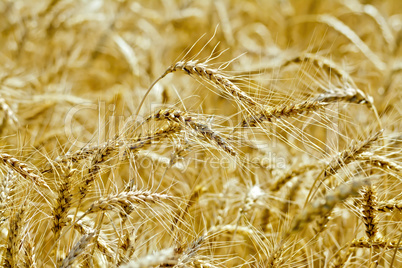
left=0, top=0, right=402, bottom=267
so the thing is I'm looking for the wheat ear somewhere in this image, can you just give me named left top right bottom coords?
left=0, top=170, right=16, bottom=225
left=290, top=179, right=370, bottom=234
left=120, top=248, right=176, bottom=268
left=361, top=186, right=379, bottom=241
left=4, top=203, right=26, bottom=268
left=350, top=237, right=402, bottom=249
left=0, top=153, right=47, bottom=186
left=73, top=219, right=114, bottom=263
left=22, top=236, right=37, bottom=268
left=0, top=97, right=18, bottom=126
left=283, top=53, right=352, bottom=82
left=270, top=163, right=318, bottom=192
left=81, top=190, right=172, bottom=218
left=330, top=246, right=355, bottom=268
left=145, top=109, right=236, bottom=156
left=53, top=124, right=180, bottom=169
left=305, top=130, right=383, bottom=205
left=316, top=84, right=372, bottom=105
left=242, top=100, right=328, bottom=127
left=169, top=61, right=260, bottom=106
left=52, top=167, right=74, bottom=241
left=323, top=130, right=383, bottom=177
left=377, top=200, right=402, bottom=213
left=357, top=153, right=402, bottom=174
left=343, top=2, right=395, bottom=52
left=59, top=232, right=95, bottom=268
left=135, top=60, right=260, bottom=118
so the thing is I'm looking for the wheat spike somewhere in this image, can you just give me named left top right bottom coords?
left=145, top=108, right=236, bottom=156
left=357, top=153, right=402, bottom=174
left=82, top=190, right=172, bottom=217
left=290, top=179, right=370, bottom=234
left=323, top=130, right=383, bottom=177
left=242, top=100, right=328, bottom=127
left=120, top=248, right=176, bottom=268
left=0, top=153, right=47, bottom=187
left=350, top=237, right=402, bottom=249
left=377, top=200, right=402, bottom=213
left=59, top=232, right=95, bottom=268
left=169, top=60, right=260, bottom=107
left=4, top=203, right=26, bottom=268
left=361, top=186, right=379, bottom=241
left=270, top=163, right=318, bottom=192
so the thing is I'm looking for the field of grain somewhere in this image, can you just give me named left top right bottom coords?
left=1, top=0, right=402, bottom=267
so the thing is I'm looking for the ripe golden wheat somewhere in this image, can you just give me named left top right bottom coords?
left=0, top=0, right=402, bottom=267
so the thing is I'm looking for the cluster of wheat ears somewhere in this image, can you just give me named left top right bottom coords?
left=0, top=0, right=402, bottom=267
